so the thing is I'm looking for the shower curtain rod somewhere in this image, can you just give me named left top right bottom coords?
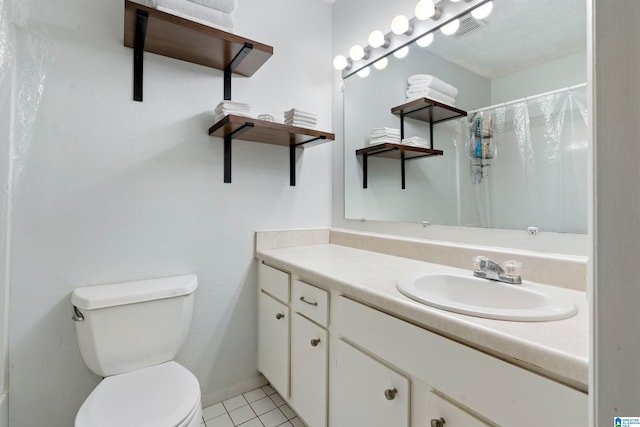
left=468, top=82, right=588, bottom=114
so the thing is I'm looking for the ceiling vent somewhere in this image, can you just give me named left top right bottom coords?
left=455, top=17, right=486, bottom=38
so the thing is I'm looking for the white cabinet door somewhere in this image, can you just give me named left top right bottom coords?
left=291, top=313, right=327, bottom=427
left=329, top=337, right=409, bottom=427
left=258, top=290, right=289, bottom=397
left=411, top=381, right=492, bottom=427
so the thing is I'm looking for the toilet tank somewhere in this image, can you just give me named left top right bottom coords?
left=71, top=274, right=198, bottom=377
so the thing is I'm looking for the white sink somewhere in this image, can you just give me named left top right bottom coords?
left=396, top=272, right=578, bottom=321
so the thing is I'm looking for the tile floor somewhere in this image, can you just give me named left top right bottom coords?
left=200, top=385, right=307, bottom=427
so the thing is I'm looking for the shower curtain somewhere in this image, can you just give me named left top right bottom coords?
left=463, top=85, right=588, bottom=234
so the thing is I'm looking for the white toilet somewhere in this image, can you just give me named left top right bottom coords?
left=71, top=274, right=202, bottom=427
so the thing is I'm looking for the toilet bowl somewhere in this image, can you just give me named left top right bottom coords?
left=71, top=275, right=201, bottom=427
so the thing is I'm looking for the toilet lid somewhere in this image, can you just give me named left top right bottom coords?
left=76, top=361, right=200, bottom=427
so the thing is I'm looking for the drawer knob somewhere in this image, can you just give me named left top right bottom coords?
left=299, top=296, right=318, bottom=306
left=430, top=418, right=446, bottom=427
left=310, top=338, right=321, bottom=347
left=384, top=388, right=398, bottom=400
left=275, top=313, right=285, bottom=320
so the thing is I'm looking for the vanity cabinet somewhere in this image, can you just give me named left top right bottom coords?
left=330, top=337, right=409, bottom=427
left=257, top=264, right=290, bottom=397
left=258, top=264, right=329, bottom=427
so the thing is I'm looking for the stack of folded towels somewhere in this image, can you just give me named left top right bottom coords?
left=154, top=0, right=237, bottom=32
left=369, top=127, right=401, bottom=145
left=401, top=136, right=431, bottom=148
left=406, top=74, right=459, bottom=106
left=214, top=100, right=253, bottom=122
left=284, top=109, right=317, bottom=128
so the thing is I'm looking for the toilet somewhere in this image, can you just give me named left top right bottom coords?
left=71, top=274, right=202, bottom=427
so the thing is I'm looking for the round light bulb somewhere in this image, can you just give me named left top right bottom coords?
left=357, top=67, right=370, bottom=78
left=471, top=1, right=494, bottom=20
left=368, top=30, right=387, bottom=48
left=440, top=19, right=460, bottom=35
left=415, top=0, right=436, bottom=21
left=333, top=55, right=349, bottom=70
left=373, top=57, right=388, bottom=70
left=393, top=46, right=410, bottom=59
left=391, top=15, right=410, bottom=35
left=349, top=44, right=366, bottom=61
left=450, top=0, right=462, bottom=2
left=416, top=33, right=434, bottom=47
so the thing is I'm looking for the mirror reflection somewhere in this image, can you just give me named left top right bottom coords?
left=343, top=0, right=587, bottom=234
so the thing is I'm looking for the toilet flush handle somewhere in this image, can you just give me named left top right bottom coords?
left=72, top=305, right=85, bottom=322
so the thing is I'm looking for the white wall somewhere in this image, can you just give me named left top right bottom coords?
left=491, top=50, right=587, bottom=104
left=9, top=0, right=332, bottom=425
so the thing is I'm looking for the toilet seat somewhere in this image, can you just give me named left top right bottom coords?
left=75, top=361, right=201, bottom=427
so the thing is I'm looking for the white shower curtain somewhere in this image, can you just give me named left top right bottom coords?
left=464, top=85, right=588, bottom=233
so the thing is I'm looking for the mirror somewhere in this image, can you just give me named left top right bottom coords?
left=343, top=0, right=587, bottom=234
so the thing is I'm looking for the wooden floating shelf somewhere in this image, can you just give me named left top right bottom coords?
left=391, top=97, right=467, bottom=124
left=209, top=115, right=334, bottom=147
left=356, top=143, right=443, bottom=160
left=209, top=114, right=334, bottom=186
left=124, top=0, right=273, bottom=77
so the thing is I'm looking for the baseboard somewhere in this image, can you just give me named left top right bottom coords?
left=0, top=393, right=7, bottom=427
left=200, top=375, right=268, bottom=408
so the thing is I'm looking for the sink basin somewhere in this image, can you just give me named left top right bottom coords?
left=396, top=272, right=578, bottom=321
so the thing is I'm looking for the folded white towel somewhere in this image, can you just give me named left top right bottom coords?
left=407, top=74, right=459, bottom=98
left=369, top=136, right=401, bottom=146
left=285, top=119, right=317, bottom=128
left=156, top=0, right=235, bottom=30
left=214, top=111, right=255, bottom=122
left=187, top=0, right=237, bottom=14
left=406, top=87, right=456, bottom=106
left=402, top=136, right=431, bottom=147
left=284, top=108, right=317, bottom=120
left=369, top=127, right=400, bottom=135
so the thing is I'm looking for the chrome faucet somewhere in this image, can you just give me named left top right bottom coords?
left=473, top=256, right=522, bottom=285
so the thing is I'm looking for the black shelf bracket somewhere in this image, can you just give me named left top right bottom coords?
left=223, top=122, right=255, bottom=183
left=289, top=135, right=327, bottom=186
left=362, top=153, right=368, bottom=189
left=133, top=9, right=148, bottom=102
left=224, top=42, right=254, bottom=100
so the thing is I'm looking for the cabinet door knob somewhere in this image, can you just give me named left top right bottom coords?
left=299, top=296, right=318, bottom=306
left=430, top=418, right=446, bottom=427
left=384, top=388, right=398, bottom=400
left=310, top=338, right=321, bottom=347
left=275, top=313, right=285, bottom=320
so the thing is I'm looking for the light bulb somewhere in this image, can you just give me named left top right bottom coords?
left=440, top=19, right=460, bottom=35
left=415, top=0, right=436, bottom=20
left=373, top=57, right=388, bottom=70
left=450, top=0, right=462, bottom=2
left=471, top=1, right=494, bottom=20
left=357, top=67, right=370, bottom=78
left=416, top=33, right=434, bottom=47
left=391, top=15, right=411, bottom=35
left=393, top=46, right=410, bottom=59
left=368, top=30, right=387, bottom=48
left=333, top=55, right=349, bottom=70
left=349, top=44, right=366, bottom=61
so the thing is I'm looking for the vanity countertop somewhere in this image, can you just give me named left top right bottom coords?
left=256, top=243, right=588, bottom=392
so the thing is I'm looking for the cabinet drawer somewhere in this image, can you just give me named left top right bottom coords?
left=292, top=279, right=328, bottom=327
left=334, top=296, right=587, bottom=427
left=412, top=381, right=491, bottom=427
left=259, top=263, right=289, bottom=303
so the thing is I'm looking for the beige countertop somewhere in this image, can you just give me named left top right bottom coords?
left=257, top=243, right=588, bottom=392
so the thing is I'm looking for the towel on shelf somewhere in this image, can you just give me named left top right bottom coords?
left=402, top=136, right=431, bottom=148
left=214, top=101, right=254, bottom=122
left=284, top=108, right=318, bottom=128
left=368, top=136, right=401, bottom=146
left=368, top=127, right=400, bottom=145
left=156, top=0, right=236, bottom=31
left=187, top=0, right=237, bottom=13
left=407, top=74, right=459, bottom=98
left=405, top=87, right=456, bottom=106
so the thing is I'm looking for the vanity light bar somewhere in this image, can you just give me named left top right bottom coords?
left=340, top=0, right=493, bottom=79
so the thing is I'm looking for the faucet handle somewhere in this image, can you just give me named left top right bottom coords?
left=503, top=260, right=522, bottom=276
left=473, top=256, right=489, bottom=271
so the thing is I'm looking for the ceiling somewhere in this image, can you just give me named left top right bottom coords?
left=425, top=0, right=587, bottom=79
